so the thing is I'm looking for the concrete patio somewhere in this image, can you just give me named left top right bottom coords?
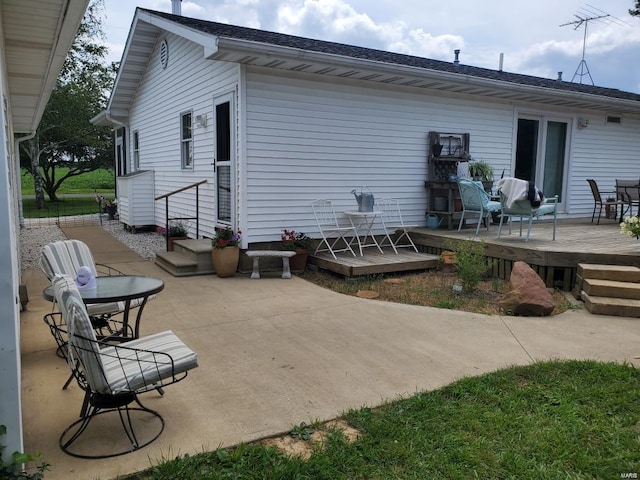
left=18, top=226, right=640, bottom=479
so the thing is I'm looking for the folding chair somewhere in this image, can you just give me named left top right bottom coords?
left=615, top=179, right=640, bottom=220
left=311, top=199, right=358, bottom=260
left=44, top=274, right=198, bottom=458
left=377, top=198, right=419, bottom=253
left=457, top=179, right=501, bottom=237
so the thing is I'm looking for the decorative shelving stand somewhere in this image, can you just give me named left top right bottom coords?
left=424, top=131, right=470, bottom=229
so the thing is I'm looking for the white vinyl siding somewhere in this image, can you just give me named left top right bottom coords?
left=123, top=33, right=640, bottom=245
left=244, top=67, right=515, bottom=242
left=567, top=114, right=640, bottom=216
left=126, top=33, right=240, bottom=237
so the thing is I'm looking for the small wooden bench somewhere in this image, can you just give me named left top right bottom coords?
left=245, top=250, right=297, bottom=279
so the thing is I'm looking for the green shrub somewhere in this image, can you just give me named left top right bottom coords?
left=453, top=239, right=487, bottom=292
left=0, top=425, right=49, bottom=479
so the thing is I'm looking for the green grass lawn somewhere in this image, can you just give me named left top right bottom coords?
left=20, top=168, right=115, bottom=218
left=124, top=360, right=640, bottom=479
left=20, top=167, right=115, bottom=195
left=21, top=197, right=104, bottom=218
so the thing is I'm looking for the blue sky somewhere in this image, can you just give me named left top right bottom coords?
left=103, top=0, right=640, bottom=93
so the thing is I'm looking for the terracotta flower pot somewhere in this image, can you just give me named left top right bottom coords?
left=289, top=249, right=308, bottom=272
left=211, top=246, right=240, bottom=277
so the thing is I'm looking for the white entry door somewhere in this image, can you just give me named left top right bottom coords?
left=213, top=92, right=235, bottom=225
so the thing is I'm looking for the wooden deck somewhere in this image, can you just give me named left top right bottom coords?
left=309, top=248, right=439, bottom=277
left=309, top=217, right=639, bottom=290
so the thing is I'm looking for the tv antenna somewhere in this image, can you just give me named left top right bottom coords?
left=560, top=5, right=630, bottom=85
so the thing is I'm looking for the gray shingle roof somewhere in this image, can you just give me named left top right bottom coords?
left=144, top=9, right=640, bottom=104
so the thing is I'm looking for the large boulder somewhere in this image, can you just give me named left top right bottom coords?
left=500, top=261, right=555, bottom=316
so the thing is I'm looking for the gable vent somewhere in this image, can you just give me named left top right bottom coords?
left=606, top=115, right=622, bottom=125
left=159, top=39, right=169, bottom=69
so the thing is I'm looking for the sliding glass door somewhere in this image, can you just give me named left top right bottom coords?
left=515, top=116, right=570, bottom=208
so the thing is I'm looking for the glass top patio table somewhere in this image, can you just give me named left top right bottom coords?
left=43, top=275, right=164, bottom=339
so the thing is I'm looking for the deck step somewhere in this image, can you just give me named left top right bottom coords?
left=155, top=239, right=215, bottom=276
left=582, top=278, right=640, bottom=300
left=581, top=291, right=640, bottom=318
left=577, top=263, right=640, bottom=283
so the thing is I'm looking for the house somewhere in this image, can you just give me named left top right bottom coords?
left=93, top=4, right=640, bottom=249
left=0, top=0, right=90, bottom=457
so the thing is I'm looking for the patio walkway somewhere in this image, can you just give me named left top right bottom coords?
left=19, top=226, right=640, bottom=479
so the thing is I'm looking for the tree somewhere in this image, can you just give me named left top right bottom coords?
left=631, top=1, right=640, bottom=16
left=21, top=0, right=117, bottom=205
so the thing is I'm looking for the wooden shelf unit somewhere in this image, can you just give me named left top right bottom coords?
left=425, top=131, right=470, bottom=229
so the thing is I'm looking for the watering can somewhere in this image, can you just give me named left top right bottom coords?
left=351, top=187, right=375, bottom=212
left=426, top=214, right=444, bottom=229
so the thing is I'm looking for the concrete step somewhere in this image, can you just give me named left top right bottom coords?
left=155, top=239, right=215, bottom=276
left=582, top=291, right=640, bottom=318
left=582, top=278, right=640, bottom=300
left=577, top=263, right=640, bottom=283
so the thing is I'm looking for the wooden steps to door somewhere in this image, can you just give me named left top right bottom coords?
left=575, top=264, right=640, bottom=317
left=155, top=239, right=214, bottom=276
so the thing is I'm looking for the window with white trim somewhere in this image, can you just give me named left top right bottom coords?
left=133, top=130, right=140, bottom=170
left=180, top=111, right=193, bottom=169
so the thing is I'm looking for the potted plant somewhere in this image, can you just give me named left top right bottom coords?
left=167, top=219, right=189, bottom=251
left=104, top=199, right=118, bottom=220
left=211, top=227, right=242, bottom=277
left=468, top=160, right=494, bottom=191
left=281, top=229, right=313, bottom=272
left=439, top=250, right=457, bottom=273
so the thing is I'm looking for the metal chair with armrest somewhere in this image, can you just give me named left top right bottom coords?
left=586, top=179, right=628, bottom=224
left=44, top=274, right=198, bottom=458
left=457, top=179, right=501, bottom=237
left=497, top=191, right=558, bottom=242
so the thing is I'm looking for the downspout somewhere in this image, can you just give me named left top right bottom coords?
left=104, top=111, right=127, bottom=196
left=15, top=131, right=37, bottom=229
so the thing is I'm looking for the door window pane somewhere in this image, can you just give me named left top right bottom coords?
left=515, top=119, right=538, bottom=181
left=543, top=121, right=567, bottom=201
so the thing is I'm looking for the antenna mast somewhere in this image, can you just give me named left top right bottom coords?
left=560, top=12, right=609, bottom=85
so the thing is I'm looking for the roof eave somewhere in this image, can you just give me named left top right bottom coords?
left=213, top=37, right=640, bottom=115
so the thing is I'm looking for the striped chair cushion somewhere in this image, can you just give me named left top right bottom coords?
left=53, top=275, right=110, bottom=393
left=42, top=239, right=145, bottom=316
left=53, top=275, right=197, bottom=396
left=101, top=330, right=198, bottom=394
left=42, top=240, right=97, bottom=281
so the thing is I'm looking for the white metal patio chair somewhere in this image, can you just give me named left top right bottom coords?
left=377, top=198, right=419, bottom=253
left=311, top=199, right=358, bottom=260
left=44, top=274, right=198, bottom=459
left=457, top=179, right=501, bottom=237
